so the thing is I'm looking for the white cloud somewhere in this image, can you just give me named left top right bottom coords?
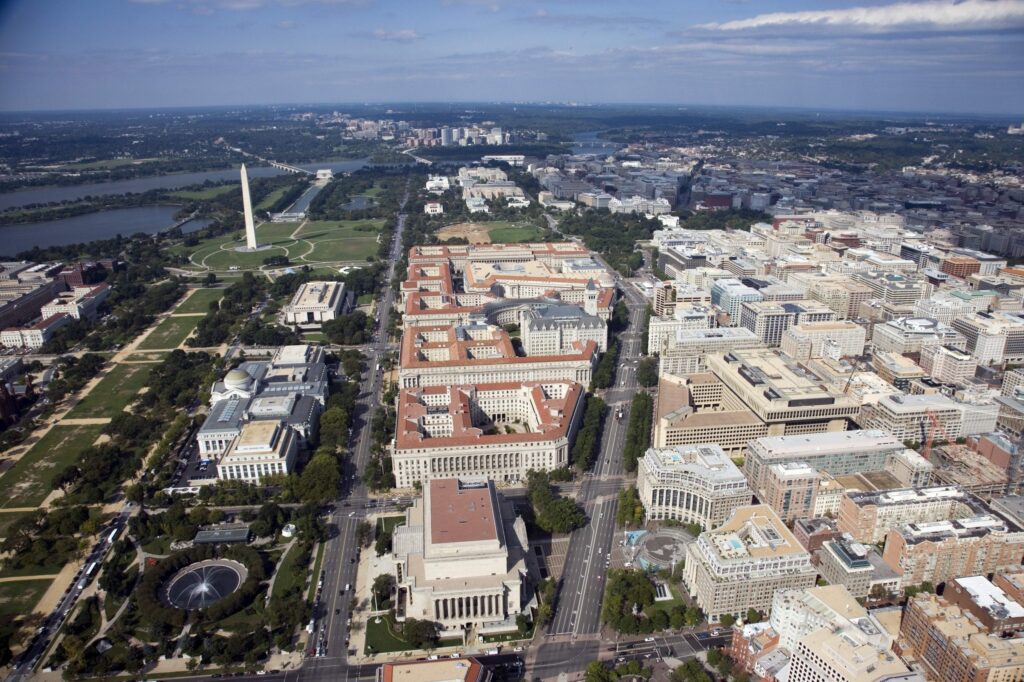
left=373, top=28, right=421, bottom=42
left=698, top=0, right=1024, bottom=31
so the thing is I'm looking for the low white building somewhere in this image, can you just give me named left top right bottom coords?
left=424, top=202, right=444, bottom=215
left=0, top=313, right=71, bottom=349
left=282, top=281, right=350, bottom=328
left=216, top=420, right=298, bottom=484
left=40, top=284, right=109, bottom=321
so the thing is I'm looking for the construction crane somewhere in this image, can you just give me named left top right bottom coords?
left=922, top=408, right=954, bottom=461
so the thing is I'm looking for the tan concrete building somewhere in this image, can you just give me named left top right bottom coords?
left=682, top=505, right=816, bottom=622
left=817, top=534, right=901, bottom=600
left=839, top=485, right=977, bottom=544
left=760, top=462, right=820, bottom=523
left=282, top=280, right=350, bottom=327
left=637, top=445, right=752, bottom=529
left=391, top=479, right=530, bottom=638
left=393, top=381, right=584, bottom=488
left=398, top=323, right=597, bottom=388
left=780, top=320, right=866, bottom=361
left=654, top=373, right=767, bottom=456
left=899, top=590, right=1024, bottom=682
left=216, top=420, right=298, bottom=484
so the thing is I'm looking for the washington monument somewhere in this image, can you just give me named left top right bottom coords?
left=240, top=163, right=259, bottom=250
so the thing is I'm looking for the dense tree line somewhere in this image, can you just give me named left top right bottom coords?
left=526, top=470, right=585, bottom=534
left=322, top=311, right=371, bottom=345
left=571, top=395, right=605, bottom=470
left=615, top=487, right=644, bottom=528
left=623, top=392, right=654, bottom=473
left=188, top=272, right=265, bottom=347
left=559, top=210, right=659, bottom=275
left=1, top=506, right=105, bottom=571
left=591, top=341, right=619, bottom=390
left=46, top=353, right=106, bottom=402
left=636, top=357, right=659, bottom=387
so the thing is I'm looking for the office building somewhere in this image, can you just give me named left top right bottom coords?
left=760, top=462, right=821, bottom=523
left=871, top=317, right=966, bottom=355
left=391, top=479, right=530, bottom=637
left=647, top=305, right=718, bottom=354
left=739, top=300, right=836, bottom=347
left=282, top=281, right=351, bottom=328
left=657, top=327, right=763, bottom=376
left=871, top=351, right=927, bottom=390
left=376, top=658, right=491, bottom=682
left=637, top=445, right=753, bottom=529
left=705, top=349, right=860, bottom=436
left=0, top=313, right=71, bottom=349
left=914, top=294, right=976, bottom=326
left=941, top=255, right=982, bottom=279
left=39, top=284, right=109, bottom=321
left=521, top=303, right=608, bottom=355
left=952, top=311, right=1024, bottom=366
left=209, top=345, right=329, bottom=406
left=780, top=320, right=866, bottom=361
left=654, top=373, right=768, bottom=456
left=744, top=430, right=932, bottom=494
left=398, top=323, right=597, bottom=388
left=710, top=278, right=763, bottom=325
left=919, top=344, right=976, bottom=384
left=839, top=485, right=976, bottom=544
left=393, top=381, right=584, bottom=488
left=857, top=393, right=965, bottom=443
left=790, top=273, right=873, bottom=320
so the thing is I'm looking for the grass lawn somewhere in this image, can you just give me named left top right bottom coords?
left=487, top=222, right=545, bottom=243
left=141, top=537, right=173, bottom=555
left=0, top=424, right=105, bottom=509
left=302, top=332, right=326, bottom=343
left=357, top=293, right=373, bottom=305
left=137, top=315, right=199, bottom=350
left=306, top=542, right=325, bottom=603
left=170, top=185, right=236, bottom=201
left=643, top=583, right=684, bottom=619
left=296, top=219, right=384, bottom=241
left=303, top=238, right=377, bottom=263
left=218, top=605, right=265, bottom=633
left=379, top=516, right=404, bottom=536
left=364, top=613, right=415, bottom=655
left=0, top=512, right=26, bottom=540
left=255, top=186, right=290, bottom=211
left=62, top=158, right=157, bottom=170
left=203, top=245, right=289, bottom=270
left=255, top=221, right=302, bottom=244
left=0, top=579, right=51, bottom=618
left=175, top=288, right=224, bottom=314
left=64, top=364, right=151, bottom=419
left=272, top=543, right=309, bottom=599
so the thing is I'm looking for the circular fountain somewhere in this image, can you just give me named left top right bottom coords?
left=163, top=559, right=247, bottom=610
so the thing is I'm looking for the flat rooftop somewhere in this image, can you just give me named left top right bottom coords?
left=380, top=658, right=486, bottom=682
left=429, top=479, right=499, bottom=545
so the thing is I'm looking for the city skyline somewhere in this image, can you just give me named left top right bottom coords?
left=0, top=0, right=1022, bottom=114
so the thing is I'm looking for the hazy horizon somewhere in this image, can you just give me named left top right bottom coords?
left=1, top=0, right=1023, bottom=116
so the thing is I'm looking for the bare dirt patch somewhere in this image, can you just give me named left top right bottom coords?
left=436, top=222, right=492, bottom=244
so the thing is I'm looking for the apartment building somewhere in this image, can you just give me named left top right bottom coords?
left=637, top=445, right=753, bottom=529
left=817, top=534, right=902, bottom=600
left=683, top=505, right=817, bottom=622
left=914, top=294, right=977, bottom=325
left=919, top=344, right=976, bottom=384
left=392, top=381, right=584, bottom=488
left=789, top=272, right=873, bottom=320
left=759, top=462, right=820, bottom=523
left=852, top=271, right=932, bottom=308
left=738, top=299, right=836, bottom=347
left=398, top=323, right=597, bottom=388
left=839, top=485, right=974, bottom=544
left=780, top=320, right=866, bottom=361
left=941, top=255, right=982, bottom=279
left=744, top=429, right=932, bottom=494
left=899, top=589, right=1024, bottom=682
left=871, top=351, right=927, bottom=390
left=883, top=510, right=1024, bottom=587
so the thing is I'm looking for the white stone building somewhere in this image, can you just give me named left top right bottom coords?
left=282, top=281, right=350, bottom=328
left=637, top=445, right=752, bottom=528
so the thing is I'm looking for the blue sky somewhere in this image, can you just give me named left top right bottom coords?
left=0, top=0, right=1022, bottom=114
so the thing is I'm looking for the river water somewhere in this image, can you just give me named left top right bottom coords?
left=570, top=131, right=623, bottom=156
left=0, top=207, right=212, bottom=257
left=0, top=158, right=369, bottom=211
left=0, top=158, right=369, bottom=253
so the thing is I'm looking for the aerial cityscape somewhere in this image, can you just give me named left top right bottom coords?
left=0, top=1, right=1023, bottom=681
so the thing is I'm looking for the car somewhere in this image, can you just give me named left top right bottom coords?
left=644, top=637, right=655, bottom=642
left=335, top=609, right=340, bottom=615
left=350, top=558, right=356, bottom=563
left=513, top=646, right=524, bottom=653
left=449, top=653, right=461, bottom=659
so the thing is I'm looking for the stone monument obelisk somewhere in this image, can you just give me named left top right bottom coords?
left=240, top=163, right=258, bottom=250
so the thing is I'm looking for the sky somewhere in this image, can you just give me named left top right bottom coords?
left=0, top=0, right=1023, bottom=115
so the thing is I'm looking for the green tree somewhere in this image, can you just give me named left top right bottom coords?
left=745, top=608, right=762, bottom=624
left=372, top=574, right=396, bottom=607
left=584, top=661, right=617, bottom=682
left=298, top=453, right=340, bottom=505
left=719, top=613, right=736, bottom=628
left=636, top=357, right=659, bottom=387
